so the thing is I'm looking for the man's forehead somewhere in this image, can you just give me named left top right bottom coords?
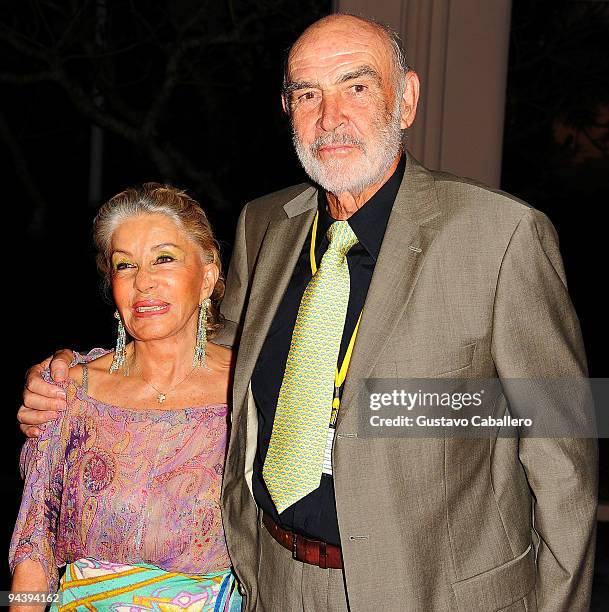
left=287, top=27, right=392, bottom=82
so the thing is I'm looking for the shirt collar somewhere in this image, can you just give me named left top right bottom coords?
left=316, top=152, right=406, bottom=261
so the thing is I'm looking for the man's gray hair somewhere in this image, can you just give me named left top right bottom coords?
left=282, top=14, right=411, bottom=97
left=372, top=17, right=410, bottom=73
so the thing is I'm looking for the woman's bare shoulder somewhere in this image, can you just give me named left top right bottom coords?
left=69, top=352, right=114, bottom=386
left=85, top=351, right=115, bottom=372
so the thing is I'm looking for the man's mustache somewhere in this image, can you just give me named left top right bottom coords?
left=311, top=133, right=365, bottom=154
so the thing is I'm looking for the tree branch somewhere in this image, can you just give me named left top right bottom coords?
left=53, top=65, right=139, bottom=142
left=0, top=110, right=48, bottom=233
left=56, top=0, right=92, bottom=49
left=0, top=22, right=52, bottom=63
left=164, top=142, right=228, bottom=210
left=0, top=70, right=58, bottom=84
left=141, top=36, right=204, bottom=138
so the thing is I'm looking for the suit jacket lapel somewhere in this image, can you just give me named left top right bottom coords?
left=233, top=187, right=317, bottom=405
left=337, top=155, right=442, bottom=425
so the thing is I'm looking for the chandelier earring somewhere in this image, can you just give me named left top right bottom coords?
left=193, top=298, right=211, bottom=368
left=110, top=310, right=129, bottom=375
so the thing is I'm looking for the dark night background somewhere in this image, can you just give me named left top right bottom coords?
left=2, top=0, right=607, bottom=604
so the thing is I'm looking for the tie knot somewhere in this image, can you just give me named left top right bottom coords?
left=326, top=221, right=358, bottom=255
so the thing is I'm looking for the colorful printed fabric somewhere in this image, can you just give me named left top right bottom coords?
left=10, top=374, right=231, bottom=593
left=50, top=557, right=242, bottom=612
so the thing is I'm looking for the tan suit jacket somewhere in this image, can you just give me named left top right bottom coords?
left=218, top=155, right=597, bottom=611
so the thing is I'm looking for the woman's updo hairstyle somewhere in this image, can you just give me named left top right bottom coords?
left=93, top=183, right=225, bottom=338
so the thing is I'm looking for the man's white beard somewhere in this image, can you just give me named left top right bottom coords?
left=292, top=101, right=403, bottom=195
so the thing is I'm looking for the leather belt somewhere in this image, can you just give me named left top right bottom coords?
left=262, top=513, right=343, bottom=569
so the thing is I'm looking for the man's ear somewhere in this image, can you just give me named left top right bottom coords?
left=399, top=70, right=420, bottom=130
left=281, top=93, right=289, bottom=116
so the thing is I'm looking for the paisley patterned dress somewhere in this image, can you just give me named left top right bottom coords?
left=9, top=371, right=241, bottom=611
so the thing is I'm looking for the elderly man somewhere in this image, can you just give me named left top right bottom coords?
left=20, top=14, right=597, bottom=612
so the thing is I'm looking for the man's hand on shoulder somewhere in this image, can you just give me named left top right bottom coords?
left=18, top=349, right=75, bottom=437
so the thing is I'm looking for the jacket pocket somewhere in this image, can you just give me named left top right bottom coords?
left=451, top=544, right=535, bottom=612
left=393, top=341, right=477, bottom=377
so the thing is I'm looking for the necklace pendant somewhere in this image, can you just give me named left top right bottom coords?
left=157, top=393, right=166, bottom=404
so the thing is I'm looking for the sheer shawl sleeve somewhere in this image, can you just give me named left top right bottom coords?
left=9, top=376, right=70, bottom=593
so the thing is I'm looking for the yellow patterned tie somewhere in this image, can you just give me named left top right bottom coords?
left=263, top=220, right=358, bottom=513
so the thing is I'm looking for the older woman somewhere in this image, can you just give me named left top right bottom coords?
left=10, top=184, right=242, bottom=611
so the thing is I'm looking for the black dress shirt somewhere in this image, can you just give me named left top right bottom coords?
left=251, top=154, right=406, bottom=545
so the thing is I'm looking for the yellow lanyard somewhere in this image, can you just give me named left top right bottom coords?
left=309, top=211, right=362, bottom=425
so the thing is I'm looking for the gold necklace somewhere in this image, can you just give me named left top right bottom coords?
left=138, top=365, right=198, bottom=404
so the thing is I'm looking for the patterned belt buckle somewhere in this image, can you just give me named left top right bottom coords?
left=292, top=532, right=298, bottom=560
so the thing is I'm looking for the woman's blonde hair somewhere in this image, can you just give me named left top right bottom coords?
left=93, top=182, right=225, bottom=338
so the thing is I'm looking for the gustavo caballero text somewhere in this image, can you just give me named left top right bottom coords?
left=369, top=414, right=533, bottom=428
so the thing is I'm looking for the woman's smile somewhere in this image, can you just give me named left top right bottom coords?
left=132, top=300, right=171, bottom=317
